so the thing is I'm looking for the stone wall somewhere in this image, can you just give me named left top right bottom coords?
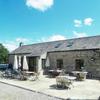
left=8, top=55, right=14, bottom=65
left=48, top=49, right=100, bottom=78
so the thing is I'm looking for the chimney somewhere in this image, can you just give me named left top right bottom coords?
left=19, top=42, right=23, bottom=47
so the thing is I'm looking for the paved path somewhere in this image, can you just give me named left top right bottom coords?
left=0, top=82, right=62, bottom=100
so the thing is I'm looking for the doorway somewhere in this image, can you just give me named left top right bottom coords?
left=28, top=57, right=37, bottom=72
left=42, top=59, right=46, bottom=69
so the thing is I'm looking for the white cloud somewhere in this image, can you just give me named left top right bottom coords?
left=74, top=19, right=82, bottom=27
left=73, top=31, right=87, bottom=38
left=2, top=37, right=30, bottom=52
left=39, top=34, right=66, bottom=42
left=84, top=18, right=93, bottom=26
left=16, top=37, right=29, bottom=43
left=74, top=18, right=93, bottom=27
left=26, top=0, right=54, bottom=12
left=3, top=42, right=18, bottom=52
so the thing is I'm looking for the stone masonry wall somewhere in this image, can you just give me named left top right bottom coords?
left=48, top=50, right=100, bottom=78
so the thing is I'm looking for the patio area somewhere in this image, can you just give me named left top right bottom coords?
left=0, top=75, right=100, bottom=100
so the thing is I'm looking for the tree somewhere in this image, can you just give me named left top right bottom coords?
left=0, top=43, right=9, bottom=63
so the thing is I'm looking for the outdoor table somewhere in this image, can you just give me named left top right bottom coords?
left=72, top=71, right=88, bottom=80
left=24, top=71, right=35, bottom=76
left=56, top=75, right=76, bottom=88
left=49, top=69, right=62, bottom=73
left=72, top=71, right=87, bottom=74
left=72, top=71, right=88, bottom=76
left=23, top=71, right=39, bottom=80
left=57, top=75, right=76, bottom=81
left=48, top=69, right=62, bottom=77
left=25, top=71, right=35, bottom=74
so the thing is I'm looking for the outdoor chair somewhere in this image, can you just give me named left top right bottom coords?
left=2, top=69, right=27, bottom=80
left=87, top=72, right=93, bottom=79
left=28, top=72, right=40, bottom=81
left=76, top=73, right=86, bottom=81
left=3, top=69, right=13, bottom=78
left=23, top=71, right=40, bottom=81
left=56, top=76, right=72, bottom=89
left=59, top=70, right=66, bottom=76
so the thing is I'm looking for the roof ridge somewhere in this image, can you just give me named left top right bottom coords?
left=22, top=35, right=100, bottom=47
left=10, top=35, right=100, bottom=55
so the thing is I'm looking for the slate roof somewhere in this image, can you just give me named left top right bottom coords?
left=10, top=35, right=100, bottom=56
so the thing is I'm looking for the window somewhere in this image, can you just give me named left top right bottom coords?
left=57, top=59, right=63, bottom=69
left=75, top=59, right=84, bottom=71
left=67, top=41, right=73, bottom=47
left=54, top=43, right=62, bottom=48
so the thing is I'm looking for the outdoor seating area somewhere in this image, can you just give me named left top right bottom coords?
left=53, top=69, right=89, bottom=89
left=0, top=66, right=100, bottom=99
left=0, top=73, right=100, bottom=99
left=0, top=69, right=39, bottom=81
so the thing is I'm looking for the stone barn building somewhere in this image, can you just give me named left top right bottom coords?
left=9, top=35, right=100, bottom=78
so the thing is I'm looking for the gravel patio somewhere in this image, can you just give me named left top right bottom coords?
left=0, top=75, right=100, bottom=100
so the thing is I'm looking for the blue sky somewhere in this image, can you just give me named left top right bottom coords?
left=0, top=0, right=100, bottom=51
